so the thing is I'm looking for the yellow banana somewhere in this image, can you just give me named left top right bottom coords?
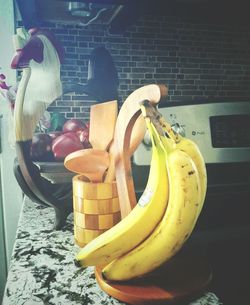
left=159, top=116, right=207, bottom=217
left=75, top=117, right=169, bottom=267
left=175, top=137, right=207, bottom=217
left=102, top=121, right=201, bottom=281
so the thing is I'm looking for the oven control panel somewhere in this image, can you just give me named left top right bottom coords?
left=133, top=101, right=250, bottom=165
left=210, top=115, right=250, bottom=148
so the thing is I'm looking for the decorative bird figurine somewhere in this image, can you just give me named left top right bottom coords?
left=11, top=27, right=73, bottom=229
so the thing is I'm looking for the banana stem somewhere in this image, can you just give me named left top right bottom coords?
left=144, top=117, right=173, bottom=154
left=139, top=99, right=182, bottom=145
left=159, top=116, right=182, bottom=144
left=140, top=101, right=164, bottom=135
left=160, top=134, right=175, bottom=153
left=144, top=117, right=158, bottom=148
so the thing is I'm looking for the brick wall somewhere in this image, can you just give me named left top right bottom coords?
left=46, top=15, right=250, bottom=120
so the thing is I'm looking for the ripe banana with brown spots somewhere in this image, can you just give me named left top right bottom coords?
left=159, top=114, right=207, bottom=217
left=102, top=110, right=202, bottom=281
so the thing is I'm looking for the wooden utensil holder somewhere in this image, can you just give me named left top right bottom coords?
left=73, top=175, right=121, bottom=247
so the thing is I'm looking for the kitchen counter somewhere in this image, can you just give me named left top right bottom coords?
left=2, top=196, right=222, bottom=305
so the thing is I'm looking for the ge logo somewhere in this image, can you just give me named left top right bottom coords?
left=192, top=131, right=196, bottom=136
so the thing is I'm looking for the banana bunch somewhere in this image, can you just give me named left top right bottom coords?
left=75, top=110, right=169, bottom=266
left=102, top=102, right=207, bottom=280
left=75, top=100, right=207, bottom=282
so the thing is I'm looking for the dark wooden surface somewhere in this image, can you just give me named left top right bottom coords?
left=95, top=254, right=212, bottom=305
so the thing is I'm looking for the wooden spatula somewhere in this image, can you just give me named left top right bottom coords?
left=89, top=100, right=118, bottom=151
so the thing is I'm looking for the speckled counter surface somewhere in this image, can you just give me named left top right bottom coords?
left=3, top=197, right=222, bottom=305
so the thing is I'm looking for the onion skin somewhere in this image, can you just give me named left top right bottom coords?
left=52, top=132, right=84, bottom=161
left=62, top=119, right=85, bottom=133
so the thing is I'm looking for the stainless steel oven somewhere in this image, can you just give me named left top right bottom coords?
left=132, top=101, right=250, bottom=244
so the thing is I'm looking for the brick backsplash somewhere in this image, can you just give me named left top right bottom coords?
left=43, top=15, right=250, bottom=121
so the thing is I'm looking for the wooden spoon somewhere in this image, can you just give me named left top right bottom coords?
left=107, top=84, right=168, bottom=218
left=64, top=149, right=110, bottom=182
left=89, top=100, right=118, bottom=151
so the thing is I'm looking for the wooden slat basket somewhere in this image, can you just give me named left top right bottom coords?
left=73, top=175, right=121, bottom=247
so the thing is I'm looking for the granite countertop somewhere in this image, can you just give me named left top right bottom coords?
left=3, top=197, right=222, bottom=305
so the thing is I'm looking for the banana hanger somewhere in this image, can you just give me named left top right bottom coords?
left=12, top=28, right=72, bottom=229
left=93, top=93, right=211, bottom=305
